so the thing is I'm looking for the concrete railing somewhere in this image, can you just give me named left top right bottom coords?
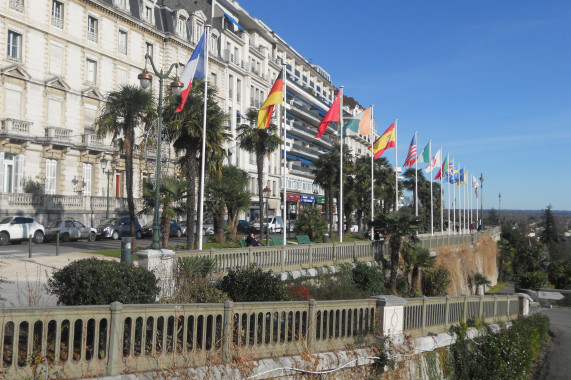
left=0, top=298, right=378, bottom=379
left=403, top=294, right=520, bottom=338
left=176, top=240, right=376, bottom=273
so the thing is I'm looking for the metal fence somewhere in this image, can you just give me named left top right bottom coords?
left=403, top=295, right=520, bottom=337
left=0, top=298, right=378, bottom=379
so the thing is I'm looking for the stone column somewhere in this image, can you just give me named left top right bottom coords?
left=137, top=249, right=176, bottom=299
left=515, top=293, right=532, bottom=316
left=371, top=295, right=407, bottom=345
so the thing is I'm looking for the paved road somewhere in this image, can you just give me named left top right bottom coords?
left=531, top=306, right=571, bottom=380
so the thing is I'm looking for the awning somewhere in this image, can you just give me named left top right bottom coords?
left=224, top=12, right=244, bottom=31
left=284, top=152, right=313, bottom=166
left=285, top=193, right=301, bottom=202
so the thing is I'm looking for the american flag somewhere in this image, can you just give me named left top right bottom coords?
left=403, top=133, right=417, bottom=167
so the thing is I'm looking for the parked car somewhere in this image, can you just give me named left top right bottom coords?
left=44, top=219, right=96, bottom=242
left=0, top=216, right=45, bottom=245
left=95, top=217, right=142, bottom=240
left=252, top=216, right=284, bottom=233
left=141, top=220, right=182, bottom=238
left=178, top=221, right=214, bottom=236
left=237, top=220, right=251, bottom=233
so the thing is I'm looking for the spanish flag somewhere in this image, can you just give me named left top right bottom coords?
left=370, top=122, right=396, bottom=159
left=257, top=69, right=284, bottom=129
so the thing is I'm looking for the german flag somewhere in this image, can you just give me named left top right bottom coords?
left=257, top=69, right=284, bottom=129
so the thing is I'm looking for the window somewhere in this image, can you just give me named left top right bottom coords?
left=118, top=30, right=127, bottom=54
left=177, top=16, right=185, bottom=35
left=211, top=72, right=217, bottom=87
left=51, top=1, right=64, bottom=28
left=86, top=59, right=97, bottom=84
left=5, top=88, right=22, bottom=119
left=49, top=42, right=63, bottom=75
left=83, top=105, right=97, bottom=131
left=228, top=74, right=233, bottom=99
left=145, top=42, right=153, bottom=59
left=48, top=98, right=62, bottom=126
left=7, top=31, right=22, bottom=61
left=45, top=159, right=57, bottom=195
left=116, top=66, right=127, bottom=87
left=0, top=153, right=23, bottom=193
left=145, top=6, right=152, bottom=21
left=82, top=163, right=92, bottom=196
left=87, top=16, right=98, bottom=42
left=236, top=78, right=241, bottom=103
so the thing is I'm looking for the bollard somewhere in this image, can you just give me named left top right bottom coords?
left=28, top=235, right=32, bottom=258
left=120, top=237, right=134, bottom=264
left=56, top=230, right=60, bottom=256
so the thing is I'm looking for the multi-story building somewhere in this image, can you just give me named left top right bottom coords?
left=0, top=0, right=375, bottom=228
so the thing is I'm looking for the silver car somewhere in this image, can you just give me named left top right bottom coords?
left=44, top=219, right=97, bottom=242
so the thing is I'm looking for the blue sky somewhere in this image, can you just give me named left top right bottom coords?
left=238, top=0, right=571, bottom=211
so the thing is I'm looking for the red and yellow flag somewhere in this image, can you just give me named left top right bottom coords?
left=257, top=69, right=284, bottom=129
left=370, top=122, right=396, bottom=159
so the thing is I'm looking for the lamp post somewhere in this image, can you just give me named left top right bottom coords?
left=498, top=192, right=502, bottom=224
left=263, top=186, right=271, bottom=246
left=479, top=173, right=484, bottom=230
left=100, top=157, right=117, bottom=219
left=138, top=55, right=183, bottom=250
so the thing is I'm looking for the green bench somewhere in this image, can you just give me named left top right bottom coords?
left=237, top=239, right=246, bottom=247
left=271, top=237, right=291, bottom=246
left=296, top=235, right=314, bottom=244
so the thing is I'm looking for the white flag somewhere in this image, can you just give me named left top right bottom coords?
left=424, top=148, right=442, bottom=173
left=471, top=175, right=479, bottom=188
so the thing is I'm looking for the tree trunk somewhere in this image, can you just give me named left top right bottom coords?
left=161, top=213, right=169, bottom=248
left=125, top=125, right=136, bottom=237
left=257, top=152, right=264, bottom=240
left=389, top=239, right=400, bottom=293
left=186, top=155, right=197, bottom=250
left=227, top=208, right=238, bottom=241
left=411, top=265, right=420, bottom=296
left=214, top=208, right=225, bottom=243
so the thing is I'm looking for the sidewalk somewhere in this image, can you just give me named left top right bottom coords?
left=0, top=252, right=119, bottom=307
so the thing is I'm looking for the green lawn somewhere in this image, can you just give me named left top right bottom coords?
left=485, top=282, right=511, bottom=294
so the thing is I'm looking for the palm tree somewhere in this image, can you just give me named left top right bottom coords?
left=313, top=150, right=337, bottom=235
left=95, top=85, right=156, bottom=237
left=372, top=207, right=420, bottom=293
left=473, top=272, right=492, bottom=295
left=403, top=242, right=435, bottom=296
left=164, top=80, right=228, bottom=249
left=236, top=108, right=281, bottom=235
left=138, top=176, right=187, bottom=248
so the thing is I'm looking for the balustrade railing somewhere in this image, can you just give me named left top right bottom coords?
left=1, top=118, right=32, bottom=137
left=0, top=298, right=378, bottom=379
left=403, top=294, right=519, bottom=338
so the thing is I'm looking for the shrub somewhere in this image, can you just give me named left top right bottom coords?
left=218, top=265, right=289, bottom=302
left=45, top=258, right=160, bottom=305
left=164, top=276, right=228, bottom=304
left=519, top=271, right=549, bottom=290
left=176, top=256, right=217, bottom=278
left=352, top=262, right=386, bottom=296
left=448, top=314, right=550, bottom=379
left=422, top=267, right=451, bottom=296
left=295, top=207, right=327, bottom=241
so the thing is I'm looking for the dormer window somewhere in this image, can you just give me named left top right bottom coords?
left=174, top=10, right=189, bottom=39
left=177, top=16, right=185, bottom=35
left=145, top=6, right=152, bottom=21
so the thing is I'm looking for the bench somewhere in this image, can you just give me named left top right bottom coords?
left=237, top=239, right=246, bottom=247
left=296, top=235, right=314, bottom=244
left=271, top=237, right=290, bottom=246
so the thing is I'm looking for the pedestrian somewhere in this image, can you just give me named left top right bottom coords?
left=246, top=231, right=261, bottom=247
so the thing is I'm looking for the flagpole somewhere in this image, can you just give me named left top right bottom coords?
left=282, top=62, right=287, bottom=245
left=440, top=147, right=443, bottom=236
left=197, top=25, right=210, bottom=250
left=447, top=155, right=451, bottom=235
left=429, top=140, right=433, bottom=235
left=464, top=168, right=467, bottom=233
left=414, top=131, right=418, bottom=217
left=370, top=105, right=374, bottom=241
left=476, top=180, right=479, bottom=231
left=453, top=164, right=456, bottom=235
left=394, top=119, right=399, bottom=212
left=339, top=86, right=344, bottom=242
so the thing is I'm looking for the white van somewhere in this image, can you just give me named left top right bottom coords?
left=263, top=216, right=284, bottom=233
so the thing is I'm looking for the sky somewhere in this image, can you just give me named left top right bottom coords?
left=237, top=0, right=571, bottom=211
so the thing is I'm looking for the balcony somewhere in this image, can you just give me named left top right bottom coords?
left=291, top=143, right=320, bottom=160
left=52, top=16, right=64, bottom=29
left=87, top=32, right=98, bottom=43
left=81, top=133, right=106, bottom=150
left=288, top=121, right=334, bottom=147
left=45, top=127, right=73, bottom=144
left=290, top=164, right=314, bottom=176
left=1, top=118, right=32, bottom=139
left=9, top=0, right=24, bottom=12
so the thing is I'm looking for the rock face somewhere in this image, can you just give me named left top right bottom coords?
left=431, top=235, right=499, bottom=296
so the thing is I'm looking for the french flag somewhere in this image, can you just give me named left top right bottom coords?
left=176, top=31, right=207, bottom=113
